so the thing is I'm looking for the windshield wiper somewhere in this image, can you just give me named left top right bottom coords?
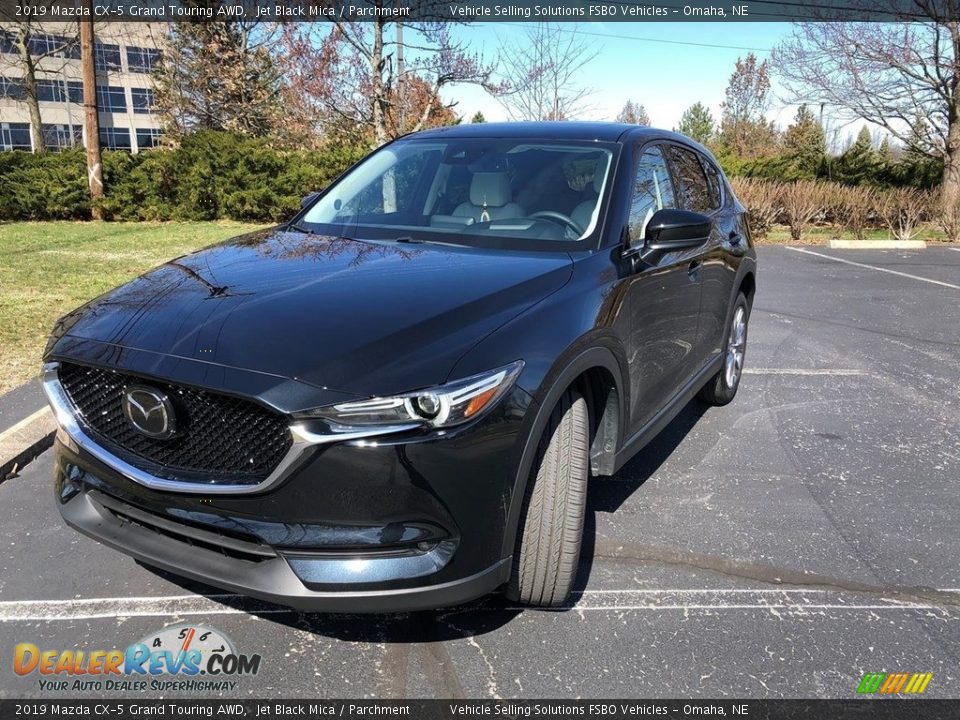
left=286, top=222, right=317, bottom=235
left=395, top=235, right=468, bottom=248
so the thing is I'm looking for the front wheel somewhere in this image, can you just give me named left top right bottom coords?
left=507, top=390, right=589, bottom=607
left=698, top=292, right=750, bottom=406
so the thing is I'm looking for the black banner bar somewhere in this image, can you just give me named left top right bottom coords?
left=0, top=0, right=955, bottom=23
left=1, top=700, right=960, bottom=720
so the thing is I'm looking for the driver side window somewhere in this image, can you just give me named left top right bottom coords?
left=629, top=146, right=676, bottom=244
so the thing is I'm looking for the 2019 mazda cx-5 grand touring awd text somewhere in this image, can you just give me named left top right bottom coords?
left=43, top=122, right=756, bottom=611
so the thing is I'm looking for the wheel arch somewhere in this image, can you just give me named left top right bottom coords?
left=737, top=268, right=757, bottom=306
left=500, top=344, right=626, bottom=561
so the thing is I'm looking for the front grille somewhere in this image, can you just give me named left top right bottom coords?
left=59, top=362, right=292, bottom=484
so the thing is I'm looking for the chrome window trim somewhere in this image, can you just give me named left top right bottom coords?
left=42, top=362, right=419, bottom=495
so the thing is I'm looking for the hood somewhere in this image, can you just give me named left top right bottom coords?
left=49, top=229, right=573, bottom=400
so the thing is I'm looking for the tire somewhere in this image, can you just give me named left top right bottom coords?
left=507, top=390, right=589, bottom=607
left=698, top=292, right=750, bottom=406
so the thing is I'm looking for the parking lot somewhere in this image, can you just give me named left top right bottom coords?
left=1, top=244, right=958, bottom=699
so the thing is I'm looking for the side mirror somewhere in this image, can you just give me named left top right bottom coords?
left=643, top=209, right=711, bottom=253
left=300, top=192, right=320, bottom=209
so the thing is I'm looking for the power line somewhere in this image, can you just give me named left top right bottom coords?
left=494, top=23, right=773, bottom=52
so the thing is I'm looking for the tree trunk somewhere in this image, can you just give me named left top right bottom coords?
left=370, top=18, right=387, bottom=147
left=944, top=118, right=960, bottom=211
left=15, top=28, right=46, bottom=153
left=942, top=26, right=960, bottom=212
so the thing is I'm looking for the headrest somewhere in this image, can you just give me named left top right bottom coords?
left=470, top=172, right=512, bottom=208
left=592, top=160, right=606, bottom=193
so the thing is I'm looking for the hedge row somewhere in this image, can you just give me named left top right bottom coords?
left=0, top=131, right=366, bottom=222
left=731, top=177, right=959, bottom=243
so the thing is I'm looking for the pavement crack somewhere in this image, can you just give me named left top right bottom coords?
left=466, top=636, right=500, bottom=699
left=591, top=536, right=960, bottom=610
left=380, top=641, right=409, bottom=699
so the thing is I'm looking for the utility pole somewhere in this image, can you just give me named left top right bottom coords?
left=396, top=19, right=405, bottom=134
left=79, top=10, right=103, bottom=219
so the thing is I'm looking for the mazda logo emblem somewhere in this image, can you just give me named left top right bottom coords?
left=122, top=385, right=176, bottom=440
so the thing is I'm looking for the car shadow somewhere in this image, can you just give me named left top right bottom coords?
left=139, top=399, right=710, bottom=641
left=572, top=398, right=710, bottom=595
left=590, top=399, right=710, bottom=514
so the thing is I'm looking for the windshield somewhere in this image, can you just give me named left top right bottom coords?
left=299, top=137, right=616, bottom=250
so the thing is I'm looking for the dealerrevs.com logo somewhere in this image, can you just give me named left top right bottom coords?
left=14, top=624, right=261, bottom=693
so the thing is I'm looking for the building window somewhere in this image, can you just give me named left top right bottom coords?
left=131, top=87, right=155, bottom=114
left=42, top=123, right=81, bottom=150
left=28, top=33, right=79, bottom=59
left=37, top=79, right=66, bottom=103
left=96, top=85, right=126, bottom=113
left=66, top=81, right=83, bottom=104
left=0, top=122, right=32, bottom=151
left=95, top=42, right=121, bottom=72
left=1, top=30, right=16, bottom=54
left=127, top=46, right=161, bottom=73
left=136, top=128, right=162, bottom=150
left=0, top=76, right=25, bottom=100
left=100, top=127, right=131, bottom=150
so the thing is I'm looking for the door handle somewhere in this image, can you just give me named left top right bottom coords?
left=729, top=231, right=743, bottom=246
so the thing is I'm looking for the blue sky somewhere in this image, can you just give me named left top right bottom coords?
left=438, top=22, right=837, bottom=134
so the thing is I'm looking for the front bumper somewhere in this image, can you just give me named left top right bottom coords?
left=50, top=380, right=533, bottom=612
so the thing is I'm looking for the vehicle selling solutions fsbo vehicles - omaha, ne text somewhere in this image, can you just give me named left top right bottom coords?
left=43, top=122, right=757, bottom=611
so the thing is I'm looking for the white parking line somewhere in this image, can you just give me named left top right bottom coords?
left=786, top=246, right=960, bottom=290
left=0, top=594, right=289, bottom=622
left=0, top=407, right=51, bottom=444
left=1, top=589, right=956, bottom=621
left=743, top=368, right=867, bottom=376
left=532, top=589, right=955, bottom=613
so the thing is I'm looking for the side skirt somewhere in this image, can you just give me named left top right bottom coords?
left=611, top=354, right=722, bottom=474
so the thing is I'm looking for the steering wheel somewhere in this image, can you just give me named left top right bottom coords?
left=529, top=211, right=585, bottom=238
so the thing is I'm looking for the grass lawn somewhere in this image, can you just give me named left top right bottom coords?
left=0, top=221, right=267, bottom=394
left=763, top=224, right=949, bottom=244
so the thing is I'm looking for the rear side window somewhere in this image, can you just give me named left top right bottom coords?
left=701, top=156, right=723, bottom=210
left=667, top=145, right=713, bottom=214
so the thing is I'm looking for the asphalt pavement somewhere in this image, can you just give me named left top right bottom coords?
left=1, top=245, right=958, bottom=699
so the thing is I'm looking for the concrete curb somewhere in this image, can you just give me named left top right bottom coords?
left=0, top=407, right=55, bottom=481
left=829, top=239, right=927, bottom=250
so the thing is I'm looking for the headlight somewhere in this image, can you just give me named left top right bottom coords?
left=299, top=361, right=524, bottom=430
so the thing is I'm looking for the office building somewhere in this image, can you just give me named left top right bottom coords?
left=0, top=22, right=164, bottom=152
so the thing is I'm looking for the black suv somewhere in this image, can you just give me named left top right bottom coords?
left=43, top=122, right=756, bottom=611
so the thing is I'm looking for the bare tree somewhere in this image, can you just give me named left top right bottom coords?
left=279, top=6, right=495, bottom=147
left=0, top=21, right=79, bottom=152
left=616, top=100, right=650, bottom=125
left=495, top=24, right=596, bottom=121
left=832, top=185, right=876, bottom=241
left=720, top=52, right=778, bottom=158
left=878, top=187, right=931, bottom=242
left=934, top=191, right=960, bottom=242
left=730, top=177, right=784, bottom=240
left=782, top=180, right=828, bottom=242
left=773, top=5, right=960, bottom=207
